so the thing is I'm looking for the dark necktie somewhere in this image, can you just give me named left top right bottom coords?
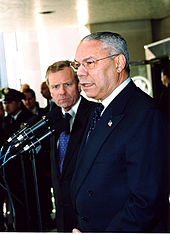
left=57, top=113, right=72, bottom=173
left=87, top=103, right=104, bottom=139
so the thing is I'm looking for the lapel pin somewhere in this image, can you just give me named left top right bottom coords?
left=108, top=120, right=112, bottom=127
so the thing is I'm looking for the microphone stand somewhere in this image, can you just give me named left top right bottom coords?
left=30, top=148, right=42, bottom=232
left=20, top=155, right=32, bottom=229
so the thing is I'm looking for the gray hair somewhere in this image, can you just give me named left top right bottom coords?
left=81, top=32, right=130, bottom=74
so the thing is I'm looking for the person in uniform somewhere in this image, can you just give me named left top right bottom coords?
left=0, top=88, right=37, bottom=231
left=1, top=88, right=34, bottom=141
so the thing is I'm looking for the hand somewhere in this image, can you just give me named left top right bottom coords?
left=72, top=228, right=81, bottom=233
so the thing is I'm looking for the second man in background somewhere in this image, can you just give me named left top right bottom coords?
left=45, top=60, right=96, bottom=232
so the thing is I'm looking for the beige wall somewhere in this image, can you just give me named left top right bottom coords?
left=152, top=16, right=170, bottom=41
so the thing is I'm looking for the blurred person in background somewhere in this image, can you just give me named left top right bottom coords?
left=40, top=81, right=55, bottom=112
left=20, top=83, right=30, bottom=92
left=0, top=88, right=36, bottom=231
left=22, top=88, right=44, bottom=116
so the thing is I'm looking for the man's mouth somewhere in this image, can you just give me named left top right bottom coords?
left=60, top=97, right=69, bottom=102
left=80, top=82, right=94, bottom=88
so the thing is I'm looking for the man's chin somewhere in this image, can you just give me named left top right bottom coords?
left=84, top=91, right=97, bottom=100
left=60, top=103, right=71, bottom=111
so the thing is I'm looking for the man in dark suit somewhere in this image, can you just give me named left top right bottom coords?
left=71, top=32, right=169, bottom=233
left=45, top=60, right=96, bottom=232
left=1, top=88, right=34, bottom=144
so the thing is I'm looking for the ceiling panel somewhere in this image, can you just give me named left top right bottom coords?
left=0, top=0, right=169, bottom=32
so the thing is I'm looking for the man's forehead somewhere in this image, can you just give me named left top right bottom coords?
left=50, top=76, right=75, bottom=85
left=4, top=100, right=17, bottom=105
left=75, top=40, right=105, bottom=60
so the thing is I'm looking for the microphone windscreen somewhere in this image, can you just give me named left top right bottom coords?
left=44, top=107, right=67, bottom=132
left=24, top=115, right=41, bottom=126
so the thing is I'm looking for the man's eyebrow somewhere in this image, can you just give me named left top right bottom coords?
left=74, top=56, right=94, bottom=62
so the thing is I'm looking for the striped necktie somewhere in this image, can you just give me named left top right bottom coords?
left=57, top=113, right=72, bottom=173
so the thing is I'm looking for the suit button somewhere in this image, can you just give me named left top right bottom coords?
left=88, top=190, right=93, bottom=196
left=81, top=216, right=88, bottom=222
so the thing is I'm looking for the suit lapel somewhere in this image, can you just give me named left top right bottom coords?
left=61, top=97, right=96, bottom=175
left=72, top=109, right=124, bottom=198
left=72, top=81, right=136, bottom=198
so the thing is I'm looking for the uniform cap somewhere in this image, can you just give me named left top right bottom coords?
left=2, top=88, right=26, bottom=102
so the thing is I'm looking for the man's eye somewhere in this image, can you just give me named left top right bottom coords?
left=86, top=61, right=95, bottom=65
left=65, top=83, right=71, bottom=87
left=53, top=85, right=58, bottom=89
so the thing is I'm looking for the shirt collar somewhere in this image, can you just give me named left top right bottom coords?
left=101, top=77, right=131, bottom=110
left=61, top=96, right=81, bottom=118
left=11, top=110, right=22, bottom=120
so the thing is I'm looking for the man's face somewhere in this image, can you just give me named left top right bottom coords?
left=23, top=92, right=36, bottom=111
left=161, top=72, right=169, bottom=87
left=41, top=82, right=51, bottom=100
left=3, top=100, right=21, bottom=116
left=75, top=40, right=123, bottom=101
left=48, top=67, right=80, bottom=111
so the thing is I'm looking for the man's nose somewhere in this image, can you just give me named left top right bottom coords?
left=59, top=86, right=66, bottom=94
left=77, top=64, right=88, bottom=77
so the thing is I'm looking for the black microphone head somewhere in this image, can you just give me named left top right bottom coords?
left=45, top=107, right=67, bottom=132
left=24, top=115, right=41, bottom=126
left=7, top=115, right=40, bottom=144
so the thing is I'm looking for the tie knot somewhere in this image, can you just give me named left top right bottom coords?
left=95, top=103, right=104, bottom=115
left=64, top=113, right=72, bottom=133
left=64, top=113, right=72, bottom=121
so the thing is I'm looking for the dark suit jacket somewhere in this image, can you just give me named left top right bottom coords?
left=159, top=84, right=170, bottom=122
left=1, top=105, right=34, bottom=143
left=0, top=106, right=37, bottom=231
left=71, top=81, right=169, bottom=233
left=50, top=96, right=96, bottom=232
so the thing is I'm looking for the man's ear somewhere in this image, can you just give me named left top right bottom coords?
left=116, top=54, right=126, bottom=73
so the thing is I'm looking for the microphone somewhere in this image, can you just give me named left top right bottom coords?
left=3, top=107, right=67, bottom=155
left=14, top=116, right=48, bottom=144
left=1, top=127, right=55, bottom=166
left=18, top=127, right=55, bottom=154
left=7, top=115, right=40, bottom=145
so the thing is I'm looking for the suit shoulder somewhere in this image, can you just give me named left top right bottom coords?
left=134, top=87, right=158, bottom=110
left=80, top=96, right=97, bottom=109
